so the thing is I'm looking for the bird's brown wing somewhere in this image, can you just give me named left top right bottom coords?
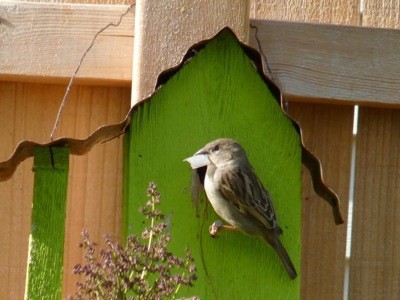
left=219, top=165, right=279, bottom=230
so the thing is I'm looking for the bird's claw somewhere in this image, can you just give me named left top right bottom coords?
left=209, top=220, right=223, bottom=237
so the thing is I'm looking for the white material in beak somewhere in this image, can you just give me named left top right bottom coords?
left=183, top=154, right=209, bottom=169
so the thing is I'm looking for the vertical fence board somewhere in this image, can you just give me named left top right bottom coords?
left=0, top=82, right=37, bottom=300
left=288, top=103, right=353, bottom=300
left=0, top=166, right=32, bottom=299
left=55, top=85, right=130, bottom=297
left=349, top=107, right=400, bottom=299
left=131, top=0, right=250, bottom=103
left=348, top=3, right=400, bottom=299
left=0, top=82, right=130, bottom=299
left=63, top=138, right=127, bottom=297
left=362, top=0, right=400, bottom=29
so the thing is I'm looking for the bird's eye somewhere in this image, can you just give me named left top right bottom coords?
left=211, top=145, right=220, bottom=153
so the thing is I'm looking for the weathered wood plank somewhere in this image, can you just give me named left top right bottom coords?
left=1, top=2, right=400, bottom=106
left=349, top=107, right=400, bottom=299
left=288, top=103, right=353, bottom=300
left=25, top=0, right=132, bottom=3
left=348, top=4, right=400, bottom=299
left=131, top=0, right=250, bottom=102
left=362, top=0, right=400, bottom=29
left=0, top=2, right=134, bottom=86
left=0, top=162, right=32, bottom=300
left=248, top=19, right=400, bottom=106
left=250, top=0, right=359, bottom=25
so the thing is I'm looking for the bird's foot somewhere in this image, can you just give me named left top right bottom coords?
left=209, top=220, right=237, bottom=237
left=209, top=220, right=224, bottom=237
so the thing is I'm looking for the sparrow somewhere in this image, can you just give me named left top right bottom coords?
left=185, top=138, right=297, bottom=279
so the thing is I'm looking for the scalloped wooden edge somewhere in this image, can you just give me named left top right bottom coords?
left=0, top=27, right=343, bottom=224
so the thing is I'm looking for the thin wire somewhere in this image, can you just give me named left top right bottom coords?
left=50, top=3, right=135, bottom=141
left=250, top=24, right=288, bottom=112
left=199, top=201, right=218, bottom=299
left=250, top=24, right=274, bottom=81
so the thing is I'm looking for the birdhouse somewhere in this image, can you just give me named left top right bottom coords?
left=125, top=28, right=304, bottom=298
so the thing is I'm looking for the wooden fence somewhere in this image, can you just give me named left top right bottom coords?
left=0, top=0, right=399, bottom=299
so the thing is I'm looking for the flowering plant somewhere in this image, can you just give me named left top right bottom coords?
left=71, top=183, right=198, bottom=299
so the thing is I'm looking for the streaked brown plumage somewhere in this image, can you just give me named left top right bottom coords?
left=194, top=138, right=297, bottom=279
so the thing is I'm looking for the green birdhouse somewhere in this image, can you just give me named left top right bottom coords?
left=125, top=28, right=303, bottom=299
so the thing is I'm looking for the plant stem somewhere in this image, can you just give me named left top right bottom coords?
left=140, top=194, right=156, bottom=280
left=174, top=275, right=183, bottom=297
left=147, top=198, right=155, bottom=251
left=174, top=261, right=189, bottom=297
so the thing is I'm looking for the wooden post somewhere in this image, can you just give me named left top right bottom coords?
left=131, top=0, right=250, bottom=104
left=25, top=147, right=69, bottom=299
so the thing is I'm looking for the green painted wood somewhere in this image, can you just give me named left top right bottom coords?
left=125, top=29, right=301, bottom=299
left=122, top=133, right=131, bottom=241
left=25, top=147, right=69, bottom=300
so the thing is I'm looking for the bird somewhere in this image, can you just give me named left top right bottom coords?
left=186, top=138, right=297, bottom=279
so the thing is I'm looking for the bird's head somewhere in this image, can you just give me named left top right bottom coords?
left=192, top=138, right=248, bottom=168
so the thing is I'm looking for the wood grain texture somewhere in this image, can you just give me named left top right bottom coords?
left=25, top=0, right=133, bottom=3
left=249, top=19, right=400, bottom=106
left=362, top=0, right=400, bottom=28
left=0, top=82, right=130, bottom=298
left=0, top=1, right=134, bottom=86
left=349, top=107, right=400, bottom=299
left=2, top=2, right=400, bottom=106
left=347, top=4, right=400, bottom=299
left=250, top=0, right=359, bottom=25
left=0, top=161, right=32, bottom=299
left=288, top=103, right=353, bottom=300
left=131, top=0, right=250, bottom=103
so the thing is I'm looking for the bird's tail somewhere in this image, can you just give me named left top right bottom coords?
left=263, top=234, right=297, bottom=279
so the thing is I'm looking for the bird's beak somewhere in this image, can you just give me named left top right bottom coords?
left=183, top=149, right=209, bottom=169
